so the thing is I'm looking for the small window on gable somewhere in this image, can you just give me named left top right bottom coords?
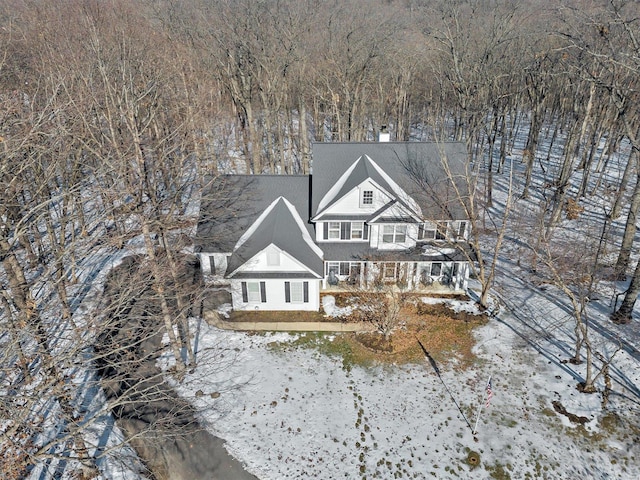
left=361, top=190, right=374, bottom=206
left=267, top=250, right=280, bottom=266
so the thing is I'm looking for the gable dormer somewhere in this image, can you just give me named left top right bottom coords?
left=311, top=154, right=421, bottom=221
left=227, top=196, right=323, bottom=278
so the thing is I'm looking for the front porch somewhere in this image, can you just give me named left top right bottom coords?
left=321, top=260, right=468, bottom=293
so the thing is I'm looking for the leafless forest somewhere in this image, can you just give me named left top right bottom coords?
left=2, top=0, right=640, bottom=478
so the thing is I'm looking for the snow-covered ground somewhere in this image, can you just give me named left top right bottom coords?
left=155, top=122, right=640, bottom=479
left=162, top=272, right=640, bottom=479
left=9, top=112, right=640, bottom=479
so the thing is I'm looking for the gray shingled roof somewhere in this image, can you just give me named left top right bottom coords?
left=311, top=142, right=468, bottom=220
left=314, top=155, right=403, bottom=217
left=321, top=242, right=473, bottom=263
left=226, top=197, right=323, bottom=277
left=195, top=174, right=312, bottom=252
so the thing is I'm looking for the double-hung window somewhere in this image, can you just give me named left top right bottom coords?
left=351, top=221, right=364, bottom=239
left=242, top=281, right=266, bottom=303
left=420, top=222, right=436, bottom=240
left=382, top=225, right=407, bottom=244
left=328, top=222, right=341, bottom=239
left=247, top=282, right=261, bottom=302
left=285, top=281, right=309, bottom=303
left=290, top=282, right=303, bottom=302
left=324, top=221, right=367, bottom=241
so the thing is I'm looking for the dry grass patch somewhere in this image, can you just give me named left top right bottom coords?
left=309, top=301, right=488, bottom=367
left=228, top=309, right=329, bottom=323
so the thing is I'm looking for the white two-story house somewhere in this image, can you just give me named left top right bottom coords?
left=195, top=141, right=473, bottom=312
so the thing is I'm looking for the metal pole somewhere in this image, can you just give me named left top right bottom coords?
left=472, top=375, right=491, bottom=435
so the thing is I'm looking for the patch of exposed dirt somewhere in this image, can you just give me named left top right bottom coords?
left=552, top=400, right=590, bottom=424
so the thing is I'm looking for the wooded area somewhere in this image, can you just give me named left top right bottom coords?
left=2, top=0, right=640, bottom=477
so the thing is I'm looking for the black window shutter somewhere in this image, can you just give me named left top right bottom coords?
left=363, top=224, right=369, bottom=240
left=241, top=282, right=248, bottom=303
left=303, top=282, right=309, bottom=303
left=285, top=282, right=291, bottom=303
left=323, top=222, right=328, bottom=240
left=260, top=282, right=266, bottom=302
left=341, top=222, right=350, bottom=240
left=418, top=224, right=424, bottom=240
left=209, top=256, right=216, bottom=274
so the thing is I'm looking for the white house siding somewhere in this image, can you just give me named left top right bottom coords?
left=200, top=252, right=229, bottom=278
left=232, top=244, right=312, bottom=274
left=230, top=278, right=320, bottom=311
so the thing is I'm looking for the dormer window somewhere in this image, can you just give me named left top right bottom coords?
left=361, top=190, right=374, bottom=206
left=267, top=250, right=280, bottom=266
left=382, top=225, right=407, bottom=244
left=328, top=222, right=341, bottom=239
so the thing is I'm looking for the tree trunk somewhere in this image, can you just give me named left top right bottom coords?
left=522, top=104, right=543, bottom=199
left=611, top=257, right=640, bottom=324
left=141, top=221, right=186, bottom=375
left=614, top=170, right=640, bottom=279
left=611, top=147, right=638, bottom=219
left=299, top=97, right=311, bottom=174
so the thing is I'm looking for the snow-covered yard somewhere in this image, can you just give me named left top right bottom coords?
left=163, top=274, right=640, bottom=479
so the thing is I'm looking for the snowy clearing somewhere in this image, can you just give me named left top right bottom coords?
left=161, top=273, right=640, bottom=479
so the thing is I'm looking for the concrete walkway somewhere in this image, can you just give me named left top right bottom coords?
left=204, top=309, right=374, bottom=332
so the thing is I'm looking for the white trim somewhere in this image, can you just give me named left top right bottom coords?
left=368, top=200, right=422, bottom=223
left=227, top=243, right=323, bottom=278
